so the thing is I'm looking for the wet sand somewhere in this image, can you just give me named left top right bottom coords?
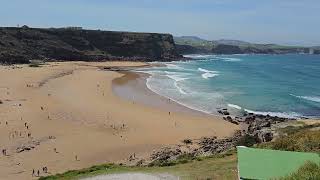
left=0, top=61, right=239, bottom=180
left=112, top=71, right=213, bottom=117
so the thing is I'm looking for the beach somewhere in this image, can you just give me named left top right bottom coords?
left=0, top=61, right=238, bottom=180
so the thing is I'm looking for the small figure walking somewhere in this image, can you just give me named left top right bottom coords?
left=2, top=149, right=7, bottom=156
left=37, top=170, right=40, bottom=177
left=32, top=169, right=35, bottom=176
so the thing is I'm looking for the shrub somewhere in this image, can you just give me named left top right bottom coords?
left=258, top=127, right=320, bottom=153
left=236, top=134, right=258, bottom=147
left=278, top=161, right=320, bottom=180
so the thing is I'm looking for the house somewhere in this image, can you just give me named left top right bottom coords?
left=237, top=146, right=320, bottom=179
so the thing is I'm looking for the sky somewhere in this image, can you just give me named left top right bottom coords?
left=0, top=0, right=319, bottom=46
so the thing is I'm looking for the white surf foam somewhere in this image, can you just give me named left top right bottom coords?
left=290, top=94, right=320, bottom=103
left=174, top=81, right=187, bottom=95
left=244, top=109, right=301, bottom=119
left=145, top=76, right=213, bottom=114
left=202, top=73, right=219, bottom=79
left=198, top=68, right=218, bottom=73
left=228, top=103, right=242, bottom=110
left=220, top=57, right=242, bottom=62
left=183, top=54, right=216, bottom=59
left=165, top=63, right=184, bottom=70
left=198, top=68, right=219, bottom=79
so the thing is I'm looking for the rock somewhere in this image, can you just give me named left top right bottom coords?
left=0, top=100, right=3, bottom=104
left=182, top=139, right=193, bottom=145
left=150, top=147, right=183, bottom=162
left=223, top=111, right=230, bottom=115
left=135, top=159, right=145, bottom=166
left=16, top=145, right=35, bottom=153
left=258, top=131, right=273, bottom=142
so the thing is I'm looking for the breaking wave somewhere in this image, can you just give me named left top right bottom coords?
left=183, top=54, right=216, bottom=59
left=219, top=57, right=242, bottom=62
left=290, top=94, right=320, bottom=103
left=244, top=109, right=302, bottom=119
left=228, top=103, right=242, bottom=110
left=198, top=68, right=219, bottom=79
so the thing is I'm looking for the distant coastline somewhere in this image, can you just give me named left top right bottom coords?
left=175, top=36, right=320, bottom=55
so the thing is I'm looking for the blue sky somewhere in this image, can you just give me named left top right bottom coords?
left=1, top=0, right=319, bottom=46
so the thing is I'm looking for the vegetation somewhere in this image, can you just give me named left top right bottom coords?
left=257, top=123, right=320, bottom=153
left=236, top=134, right=258, bottom=147
left=278, top=161, right=320, bottom=180
left=39, top=151, right=237, bottom=180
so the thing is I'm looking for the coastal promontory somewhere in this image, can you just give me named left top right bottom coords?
left=0, top=26, right=181, bottom=64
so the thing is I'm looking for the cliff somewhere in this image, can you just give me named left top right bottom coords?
left=0, top=27, right=181, bottom=64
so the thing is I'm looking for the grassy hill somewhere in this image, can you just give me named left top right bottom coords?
left=174, top=36, right=317, bottom=55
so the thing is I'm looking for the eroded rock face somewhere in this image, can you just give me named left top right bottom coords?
left=0, top=27, right=181, bottom=64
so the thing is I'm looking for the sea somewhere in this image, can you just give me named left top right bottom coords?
left=135, top=54, right=320, bottom=119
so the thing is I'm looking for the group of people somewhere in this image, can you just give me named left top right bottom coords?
left=32, top=166, right=48, bottom=177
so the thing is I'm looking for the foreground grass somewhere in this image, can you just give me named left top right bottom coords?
left=257, top=123, right=320, bottom=153
left=40, top=152, right=237, bottom=180
left=279, top=161, right=320, bottom=180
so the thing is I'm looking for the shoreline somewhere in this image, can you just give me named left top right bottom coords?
left=112, top=71, right=214, bottom=118
left=111, top=65, right=305, bottom=121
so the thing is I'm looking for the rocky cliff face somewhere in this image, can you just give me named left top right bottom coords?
left=0, top=27, right=181, bottom=64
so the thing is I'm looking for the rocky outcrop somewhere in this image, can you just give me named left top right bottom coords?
left=0, top=27, right=181, bottom=64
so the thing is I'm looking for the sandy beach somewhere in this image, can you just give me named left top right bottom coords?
left=0, top=61, right=238, bottom=180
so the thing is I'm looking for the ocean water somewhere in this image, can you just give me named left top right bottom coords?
left=136, top=54, right=320, bottom=118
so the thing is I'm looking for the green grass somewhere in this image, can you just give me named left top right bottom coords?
left=278, top=161, right=320, bottom=180
left=257, top=124, right=320, bottom=153
left=39, top=151, right=237, bottom=180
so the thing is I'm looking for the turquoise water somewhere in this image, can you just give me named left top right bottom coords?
left=137, top=54, right=320, bottom=118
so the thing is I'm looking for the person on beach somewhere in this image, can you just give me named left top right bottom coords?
left=42, top=167, right=48, bottom=173
left=32, top=169, right=35, bottom=176
left=37, top=170, right=40, bottom=177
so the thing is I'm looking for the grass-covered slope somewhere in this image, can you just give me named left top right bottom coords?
left=258, top=123, right=320, bottom=153
left=39, top=152, right=237, bottom=180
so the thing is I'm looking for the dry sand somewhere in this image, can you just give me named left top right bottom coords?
left=0, top=61, right=238, bottom=179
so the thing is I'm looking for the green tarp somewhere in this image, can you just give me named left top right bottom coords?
left=237, top=146, right=320, bottom=180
